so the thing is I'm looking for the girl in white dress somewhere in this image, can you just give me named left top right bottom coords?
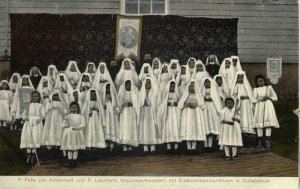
left=69, top=89, right=83, bottom=112
left=252, top=75, right=279, bottom=149
left=193, top=60, right=210, bottom=86
left=11, top=75, right=35, bottom=130
left=118, top=80, right=139, bottom=154
left=76, top=73, right=92, bottom=103
left=219, top=58, right=235, bottom=94
left=81, top=88, right=106, bottom=159
left=46, top=65, right=58, bottom=86
left=139, top=63, right=157, bottom=84
left=36, top=76, right=53, bottom=109
left=9, top=72, right=21, bottom=94
left=101, top=82, right=120, bottom=151
left=219, top=98, right=243, bottom=160
left=158, top=64, right=172, bottom=100
left=200, top=77, right=223, bottom=151
left=151, top=58, right=161, bottom=82
left=84, top=62, right=96, bottom=81
left=157, top=80, right=181, bottom=153
left=42, top=90, right=68, bottom=148
left=61, top=101, right=86, bottom=168
left=232, top=71, right=256, bottom=135
left=115, top=58, right=139, bottom=90
left=93, top=62, right=113, bottom=94
left=186, top=57, right=197, bottom=80
left=230, top=56, right=243, bottom=74
left=170, top=59, right=180, bottom=80
left=176, top=65, right=189, bottom=97
left=214, top=74, right=230, bottom=104
left=0, top=80, right=13, bottom=129
left=20, top=91, right=45, bottom=166
left=64, top=61, right=81, bottom=89
left=179, top=79, right=207, bottom=154
left=54, top=72, right=73, bottom=106
left=139, top=77, right=161, bottom=154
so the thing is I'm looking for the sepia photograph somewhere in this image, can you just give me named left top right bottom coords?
left=0, top=0, right=298, bottom=188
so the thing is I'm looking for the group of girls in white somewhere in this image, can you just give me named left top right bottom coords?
left=0, top=54, right=279, bottom=168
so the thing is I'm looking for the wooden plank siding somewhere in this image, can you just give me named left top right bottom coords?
left=170, top=0, right=298, bottom=63
left=0, top=0, right=298, bottom=64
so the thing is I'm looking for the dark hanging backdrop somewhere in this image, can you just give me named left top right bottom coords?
left=10, top=14, right=237, bottom=75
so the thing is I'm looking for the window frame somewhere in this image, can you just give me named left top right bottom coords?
left=120, top=0, right=169, bottom=16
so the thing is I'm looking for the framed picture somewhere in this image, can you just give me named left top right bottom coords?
left=116, top=16, right=142, bottom=61
left=266, top=57, right=282, bottom=84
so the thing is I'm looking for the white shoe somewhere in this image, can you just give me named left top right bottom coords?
left=3, top=122, right=6, bottom=127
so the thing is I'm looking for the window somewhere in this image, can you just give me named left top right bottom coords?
left=121, top=0, right=169, bottom=15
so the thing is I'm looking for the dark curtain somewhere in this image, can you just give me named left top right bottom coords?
left=10, top=14, right=237, bottom=75
left=140, top=16, right=238, bottom=64
left=10, top=14, right=117, bottom=74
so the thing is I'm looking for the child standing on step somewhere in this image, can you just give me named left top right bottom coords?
left=219, top=98, right=243, bottom=160
left=61, top=101, right=86, bottom=168
left=20, top=91, right=45, bottom=166
left=0, top=80, right=13, bottom=130
left=252, top=75, right=279, bottom=150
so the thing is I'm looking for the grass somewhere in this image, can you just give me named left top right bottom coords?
left=0, top=100, right=298, bottom=175
left=272, top=99, right=298, bottom=161
left=0, top=130, right=30, bottom=175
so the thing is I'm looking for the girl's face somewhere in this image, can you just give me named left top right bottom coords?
left=1, top=82, right=8, bottom=90
left=181, top=67, right=186, bottom=75
left=171, top=63, right=177, bottom=70
left=144, top=66, right=149, bottom=74
left=43, top=81, right=48, bottom=87
left=188, top=82, right=195, bottom=93
left=196, top=64, right=203, bottom=72
left=169, top=82, right=175, bottom=92
left=145, top=79, right=151, bottom=89
left=232, top=58, right=237, bottom=66
left=82, top=75, right=89, bottom=82
left=52, top=94, right=60, bottom=101
left=106, top=84, right=111, bottom=94
left=70, top=64, right=76, bottom=72
left=22, top=77, right=29, bottom=86
left=153, top=62, right=159, bottom=69
left=225, top=100, right=234, bottom=109
left=90, top=90, right=97, bottom=101
left=188, top=59, right=195, bottom=69
left=125, top=81, right=131, bottom=91
left=124, top=61, right=131, bottom=70
left=204, top=79, right=211, bottom=89
left=237, top=74, right=244, bottom=84
left=216, top=76, right=222, bottom=86
left=49, top=68, right=54, bottom=75
left=257, top=77, right=265, bottom=87
left=162, top=66, right=168, bottom=73
left=100, top=65, right=105, bottom=74
left=73, top=91, right=78, bottom=101
left=70, top=104, right=79, bottom=113
left=88, top=64, right=94, bottom=73
left=32, top=92, right=40, bottom=103
left=13, top=75, right=18, bottom=83
left=60, top=75, right=64, bottom=81
left=225, top=60, right=231, bottom=68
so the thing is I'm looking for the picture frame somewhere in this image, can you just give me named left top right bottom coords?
left=266, top=57, right=282, bottom=84
left=115, top=16, right=142, bottom=61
